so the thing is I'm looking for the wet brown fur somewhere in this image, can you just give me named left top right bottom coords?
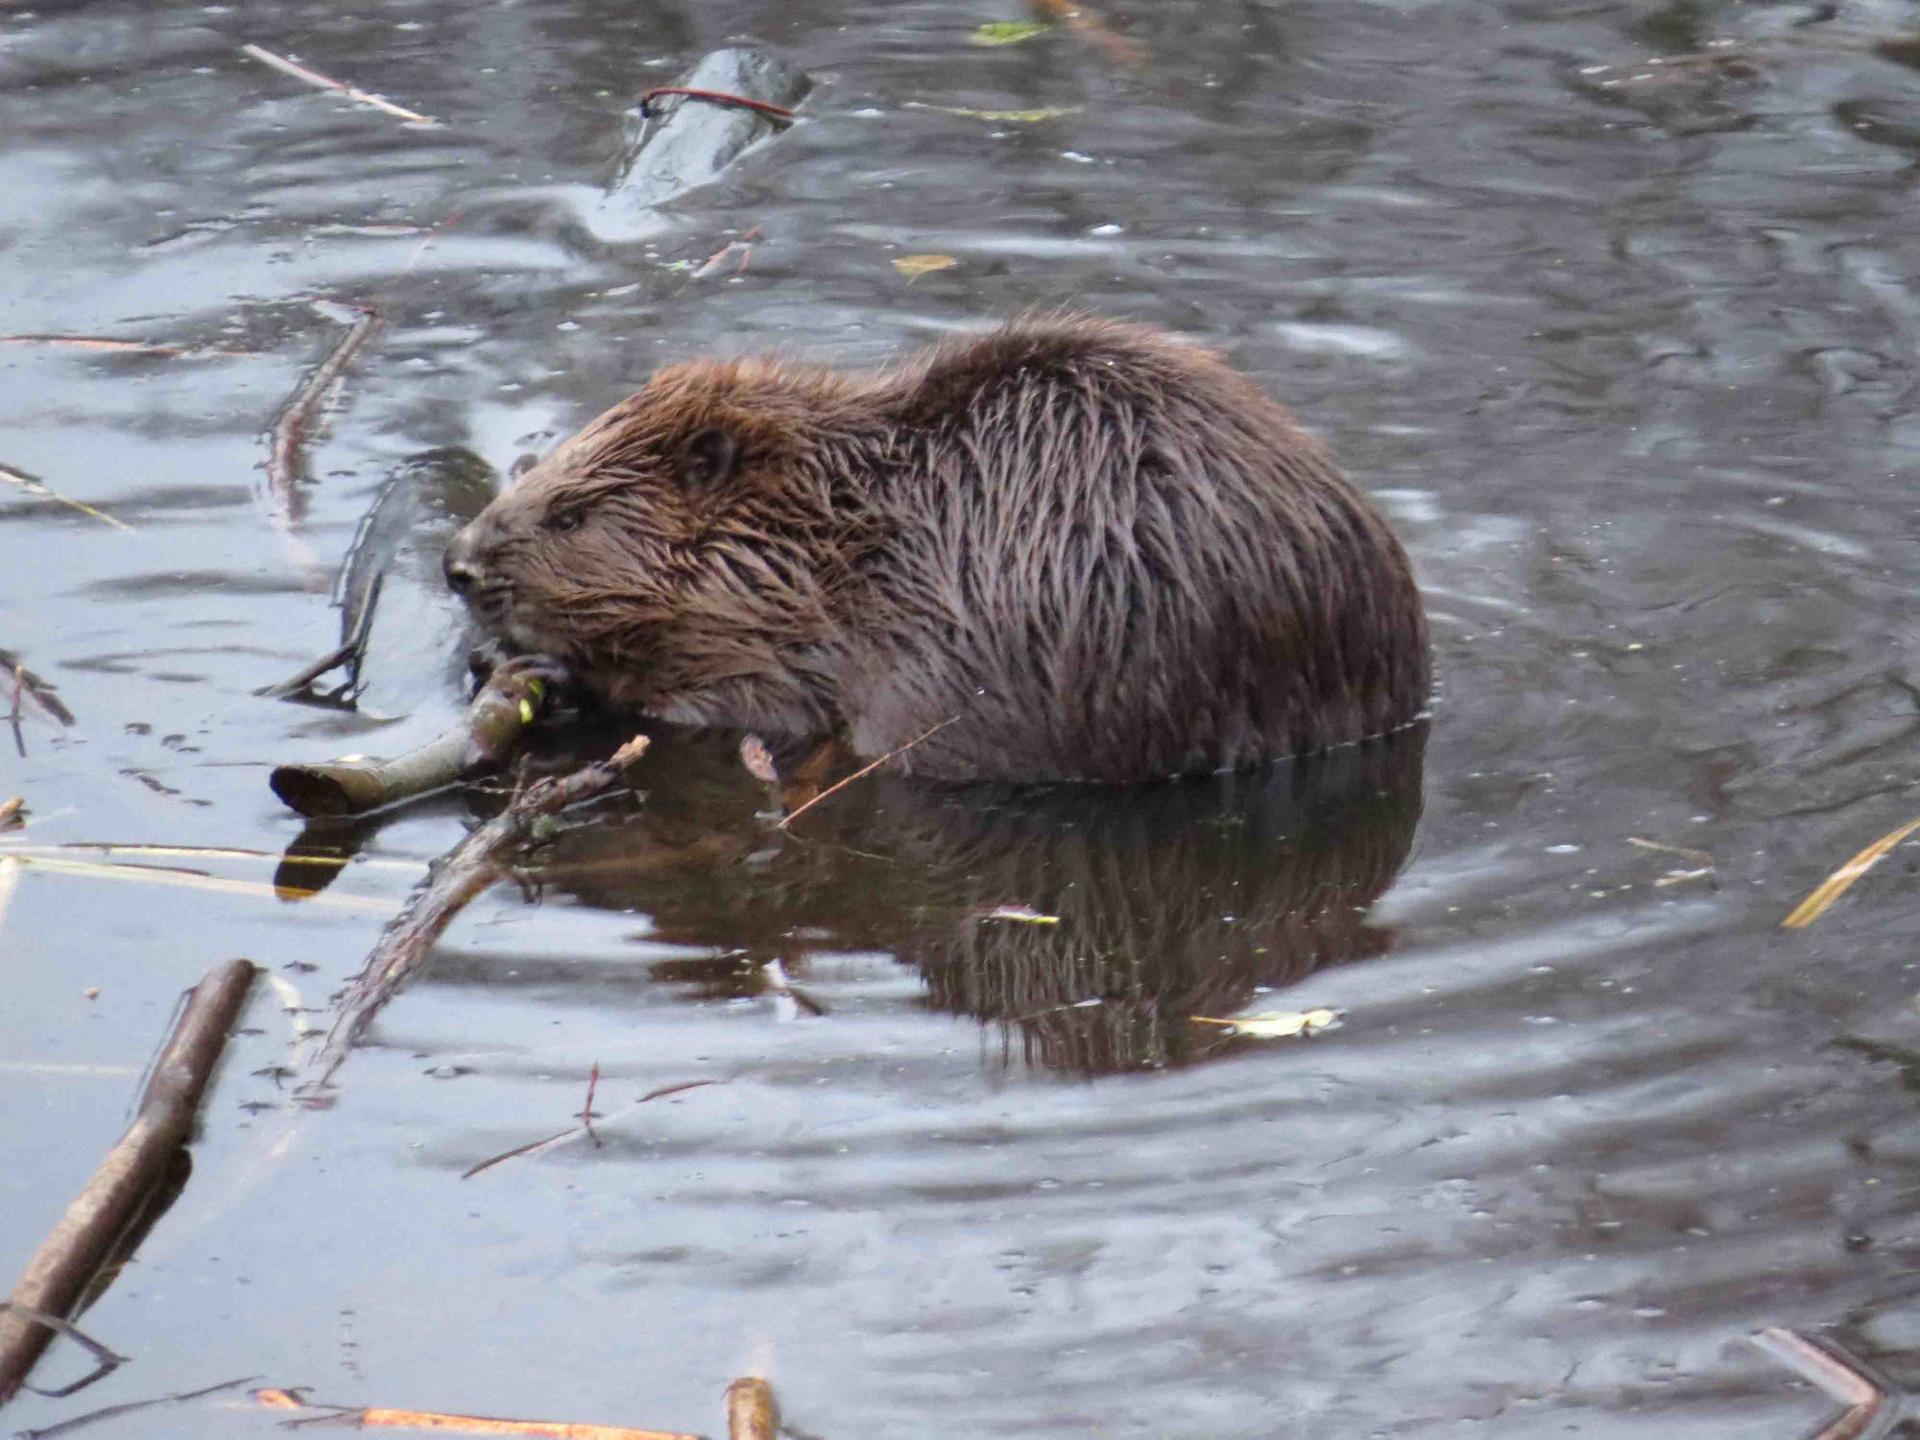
left=445, top=318, right=1429, bottom=782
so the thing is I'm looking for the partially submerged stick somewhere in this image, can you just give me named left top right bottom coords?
left=0, top=959, right=256, bottom=1403
left=255, top=1387, right=696, bottom=1439
left=1752, top=1327, right=1894, bottom=1440
left=263, top=305, right=381, bottom=518
left=598, top=49, right=811, bottom=235
left=301, top=736, right=650, bottom=1097
left=725, top=1378, right=777, bottom=1440
left=269, top=666, right=553, bottom=817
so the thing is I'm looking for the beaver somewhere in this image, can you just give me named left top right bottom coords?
left=443, top=318, right=1429, bottom=782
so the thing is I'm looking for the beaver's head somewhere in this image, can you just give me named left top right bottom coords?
left=444, top=358, right=879, bottom=724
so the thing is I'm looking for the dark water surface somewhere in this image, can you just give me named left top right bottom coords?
left=4, top=0, right=1920, bottom=1435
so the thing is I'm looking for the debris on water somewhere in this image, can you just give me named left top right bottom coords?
left=970, top=21, right=1051, bottom=46
left=0, top=461, right=129, bottom=530
left=893, top=253, right=957, bottom=280
left=1190, top=1007, right=1344, bottom=1040
left=240, top=43, right=439, bottom=126
left=1782, top=816, right=1920, bottom=928
left=983, top=904, right=1061, bottom=925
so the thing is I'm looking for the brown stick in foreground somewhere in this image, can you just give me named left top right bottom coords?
left=1752, top=1327, right=1892, bottom=1440
left=725, top=1377, right=778, bottom=1440
left=301, top=737, right=651, bottom=1099
left=263, top=305, right=382, bottom=519
left=269, top=667, right=554, bottom=818
left=0, top=959, right=257, bottom=1404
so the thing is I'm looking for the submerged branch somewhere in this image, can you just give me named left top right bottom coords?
left=300, top=736, right=650, bottom=1098
left=263, top=305, right=381, bottom=518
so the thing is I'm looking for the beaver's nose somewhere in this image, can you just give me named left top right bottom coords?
left=443, top=526, right=481, bottom=596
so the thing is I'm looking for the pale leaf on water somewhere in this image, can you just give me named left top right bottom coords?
left=1191, top=1007, right=1344, bottom=1039
left=984, top=904, right=1060, bottom=925
left=893, top=254, right=958, bottom=280
left=909, top=102, right=1083, bottom=123
left=970, top=21, right=1051, bottom=45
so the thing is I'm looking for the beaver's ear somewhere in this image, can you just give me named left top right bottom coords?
left=678, top=427, right=739, bottom=494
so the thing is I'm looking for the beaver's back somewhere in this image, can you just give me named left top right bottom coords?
left=838, top=321, right=1429, bottom=781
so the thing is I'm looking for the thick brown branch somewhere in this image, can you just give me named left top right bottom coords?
left=0, top=960, right=256, bottom=1403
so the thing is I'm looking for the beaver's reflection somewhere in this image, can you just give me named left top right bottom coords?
left=539, top=724, right=1426, bottom=1076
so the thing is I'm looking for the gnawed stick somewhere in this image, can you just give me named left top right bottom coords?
left=300, top=736, right=650, bottom=1099
left=263, top=305, right=381, bottom=519
left=1752, top=1327, right=1895, bottom=1440
left=0, top=959, right=256, bottom=1403
left=269, top=666, right=553, bottom=817
left=725, top=1377, right=777, bottom=1440
left=254, top=1387, right=696, bottom=1439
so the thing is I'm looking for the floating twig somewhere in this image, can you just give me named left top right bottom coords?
left=580, top=1061, right=602, bottom=1146
left=725, top=1377, right=778, bottom=1440
left=1752, top=1327, right=1895, bottom=1440
left=269, top=665, right=555, bottom=817
left=241, top=44, right=439, bottom=126
left=263, top=305, right=382, bottom=516
left=0, top=462, right=130, bottom=531
left=462, top=1078, right=720, bottom=1180
left=255, top=1387, right=698, bottom=1439
left=1627, top=835, right=1714, bottom=866
left=0, top=852, right=390, bottom=912
left=14, top=1373, right=256, bottom=1440
left=1782, top=817, right=1920, bottom=929
left=403, top=207, right=466, bottom=276
left=776, top=717, right=955, bottom=830
left=1031, top=0, right=1148, bottom=69
left=0, top=960, right=256, bottom=1403
left=0, top=334, right=190, bottom=356
left=302, top=736, right=651, bottom=1098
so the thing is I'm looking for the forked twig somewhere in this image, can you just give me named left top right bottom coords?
left=776, top=718, right=955, bottom=830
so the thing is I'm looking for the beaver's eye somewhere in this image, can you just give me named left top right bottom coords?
left=543, top=507, right=585, bottom=534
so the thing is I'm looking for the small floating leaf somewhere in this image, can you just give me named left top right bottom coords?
left=971, top=20, right=1051, bottom=45
left=911, top=102, right=1083, bottom=123
left=1191, top=1007, right=1343, bottom=1039
left=985, top=904, right=1060, bottom=925
left=893, top=253, right=958, bottom=280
